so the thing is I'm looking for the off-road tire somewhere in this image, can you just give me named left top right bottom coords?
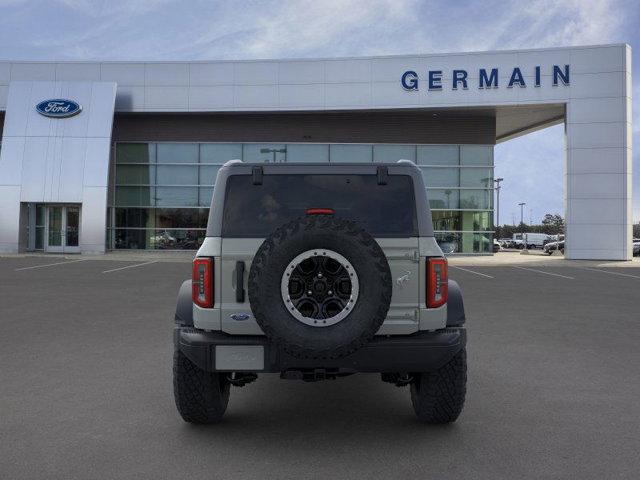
left=173, top=349, right=230, bottom=424
left=410, top=348, right=467, bottom=424
left=248, top=215, right=392, bottom=360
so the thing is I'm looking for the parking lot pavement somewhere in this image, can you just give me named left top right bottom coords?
left=1, top=257, right=640, bottom=480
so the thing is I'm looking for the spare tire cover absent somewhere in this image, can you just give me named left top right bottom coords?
left=248, top=215, right=392, bottom=359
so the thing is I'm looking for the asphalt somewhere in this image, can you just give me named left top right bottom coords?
left=1, top=256, right=639, bottom=479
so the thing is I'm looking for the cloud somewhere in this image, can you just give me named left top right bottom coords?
left=0, top=0, right=637, bottom=221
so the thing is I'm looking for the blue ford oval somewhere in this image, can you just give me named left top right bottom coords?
left=36, top=99, right=82, bottom=118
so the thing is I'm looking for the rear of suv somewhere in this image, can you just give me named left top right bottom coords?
left=173, top=160, right=467, bottom=424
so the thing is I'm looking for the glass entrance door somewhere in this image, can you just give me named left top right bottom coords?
left=65, top=206, right=80, bottom=252
left=46, top=207, right=64, bottom=253
left=45, top=205, right=81, bottom=253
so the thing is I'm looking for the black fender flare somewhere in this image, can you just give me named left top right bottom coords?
left=174, top=279, right=193, bottom=327
left=446, top=279, right=465, bottom=327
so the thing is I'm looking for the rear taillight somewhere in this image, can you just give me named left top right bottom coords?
left=192, top=257, right=214, bottom=308
left=427, top=257, right=448, bottom=308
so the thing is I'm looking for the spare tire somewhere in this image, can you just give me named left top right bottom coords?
left=248, top=215, right=392, bottom=359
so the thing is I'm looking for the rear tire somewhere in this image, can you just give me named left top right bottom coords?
left=410, top=348, right=467, bottom=424
left=173, top=349, right=230, bottom=424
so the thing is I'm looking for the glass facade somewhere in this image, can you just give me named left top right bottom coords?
left=109, top=143, right=494, bottom=253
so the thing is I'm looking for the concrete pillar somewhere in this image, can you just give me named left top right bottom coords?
left=564, top=45, right=632, bottom=260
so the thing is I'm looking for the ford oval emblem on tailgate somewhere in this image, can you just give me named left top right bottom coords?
left=230, top=313, right=251, bottom=321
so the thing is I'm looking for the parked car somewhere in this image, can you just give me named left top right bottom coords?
left=513, top=232, right=553, bottom=249
left=498, top=238, right=515, bottom=248
left=543, top=240, right=565, bottom=255
left=173, top=160, right=467, bottom=424
left=633, top=238, right=640, bottom=256
left=492, top=239, right=501, bottom=253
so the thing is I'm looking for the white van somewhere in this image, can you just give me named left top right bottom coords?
left=513, top=233, right=552, bottom=249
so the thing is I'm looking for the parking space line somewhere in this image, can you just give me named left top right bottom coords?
left=579, top=267, right=640, bottom=279
left=102, top=261, right=158, bottom=274
left=512, top=266, right=574, bottom=279
left=449, top=266, right=494, bottom=278
left=15, top=259, right=86, bottom=271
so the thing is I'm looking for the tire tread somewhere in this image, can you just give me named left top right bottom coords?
left=410, top=348, right=467, bottom=424
left=173, top=349, right=230, bottom=424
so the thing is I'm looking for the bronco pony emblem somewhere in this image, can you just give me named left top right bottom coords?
left=396, top=270, right=412, bottom=288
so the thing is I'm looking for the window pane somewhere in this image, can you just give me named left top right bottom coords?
left=115, top=187, right=154, bottom=206
left=435, top=232, right=493, bottom=254
left=286, top=144, right=329, bottom=163
left=35, top=226, right=44, bottom=250
left=460, top=168, right=493, bottom=188
left=200, top=144, right=242, bottom=164
left=116, top=143, right=155, bottom=164
left=420, top=167, right=459, bottom=188
left=462, top=232, right=493, bottom=253
left=157, top=143, right=199, bottom=164
left=115, top=208, right=154, bottom=228
left=113, top=229, right=150, bottom=249
left=223, top=174, right=417, bottom=237
left=155, top=187, right=199, bottom=207
left=199, top=187, right=214, bottom=207
left=155, top=208, right=209, bottom=229
left=199, top=165, right=221, bottom=186
left=373, top=145, right=415, bottom=163
left=460, top=189, right=493, bottom=209
left=431, top=210, right=461, bottom=231
left=435, top=232, right=461, bottom=254
left=329, top=144, right=372, bottom=163
left=461, top=145, right=493, bottom=165
left=427, top=189, right=459, bottom=209
left=149, top=229, right=205, bottom=250
left=35, top=205, right=45, bottom=226
left=417, top=145, right=459, bottom=166
left=156, top=165, right=198, bottom=185
left=116, top=165, right=155, bottom=185
left=461, top=211, right=493, bottom=231
left=242, top=144, right=286, bottom=163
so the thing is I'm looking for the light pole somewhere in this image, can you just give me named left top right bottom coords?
left=494, top=178, right=503, bottom=227
left=518, top=202, right=526, bottom=226
left=518, top=202, right=527, bottom=253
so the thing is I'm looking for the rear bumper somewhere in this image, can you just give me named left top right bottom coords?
left=175, top=326, right=466, bottom=374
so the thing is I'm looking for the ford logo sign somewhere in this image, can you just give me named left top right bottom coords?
left=230, top=313, right=251, bottom=321
left=36, top=99, right=82, bottom=118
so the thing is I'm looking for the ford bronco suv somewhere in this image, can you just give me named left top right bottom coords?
left=173, top=160, right=467, bottom=424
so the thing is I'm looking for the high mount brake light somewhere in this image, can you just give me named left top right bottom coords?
left=306, top=208, right=335, bottom=215
left=427, top=257, right=448, bottom=308
left=192, top=257, right=214, bottom=308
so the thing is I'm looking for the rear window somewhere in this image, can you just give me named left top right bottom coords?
left=222, top=174, right=417, bottom=237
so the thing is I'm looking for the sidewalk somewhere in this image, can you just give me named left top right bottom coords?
left=448, top=250, right=640, bottom=268
left=0, top=250, right=194, bottom=262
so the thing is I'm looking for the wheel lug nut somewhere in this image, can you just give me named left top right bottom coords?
left=308, top=290, right=312, bottom=295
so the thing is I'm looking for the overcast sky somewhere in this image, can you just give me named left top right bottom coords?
left=0, top=0, right=637, bottom=225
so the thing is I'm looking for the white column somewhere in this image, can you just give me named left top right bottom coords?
left=564, top=45, right=632, bottom=260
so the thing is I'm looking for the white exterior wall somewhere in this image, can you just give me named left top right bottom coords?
left=0, top=44, right=633, bottom=259
left=0, top=81, right=116, bottom=253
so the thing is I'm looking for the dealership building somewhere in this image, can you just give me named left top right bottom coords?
left=0, top=44, right=633, bottom=259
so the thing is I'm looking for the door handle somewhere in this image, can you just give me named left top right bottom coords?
left=235, top=261, right=245, bottom=302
